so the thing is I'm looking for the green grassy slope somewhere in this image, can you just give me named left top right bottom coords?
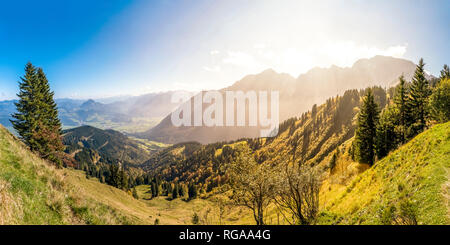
left=319, top=122, right=450, bottom=224
left=0, top=124, right=156, bottom=224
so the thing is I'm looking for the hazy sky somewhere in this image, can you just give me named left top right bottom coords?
left=0, top=0, right=449, bottom=100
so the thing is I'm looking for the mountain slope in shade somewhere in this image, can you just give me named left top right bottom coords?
left=144, top=55, right=425, bottom=144
left=62, top=125, right=165, bottom=168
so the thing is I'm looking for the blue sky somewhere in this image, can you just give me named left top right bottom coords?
left=0, top=0, right=449, bottom=100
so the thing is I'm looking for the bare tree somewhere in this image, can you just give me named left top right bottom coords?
left=275, top=160, right=320, bottom=225
left=228, top=145, right=278, bottom=225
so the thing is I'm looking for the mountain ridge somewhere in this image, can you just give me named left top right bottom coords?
left=144, top=55, right=427, bottom=144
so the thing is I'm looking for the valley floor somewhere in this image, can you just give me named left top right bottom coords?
left=66, top=171, right=256, bottom=225
left=67, top=173, right=286, bottom=225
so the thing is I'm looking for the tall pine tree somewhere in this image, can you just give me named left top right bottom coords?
left=11, top=63, right=40, bottom=151
left=11, top=63, right=64, bottom=166
left=355, top=89, right=379, bottom=165
left=172, top=184, right=179, bottom=199
left=440, top=64, right=450, bottom=81
left=35, top=68, right=64, bottom=165
left=393, top=75, right=409, bottom=143
left=36, top=68, right=62, bottom=131
left=376, top=105, right=399, bottom=159
left=406, top=58, right=431, bottom=137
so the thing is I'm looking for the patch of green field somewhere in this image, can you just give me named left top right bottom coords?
left=89, top=117, right=163, bottom=134
left=130, top=137, right=171, bottom=154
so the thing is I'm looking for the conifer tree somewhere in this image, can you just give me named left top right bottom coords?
left=188, top=183, right=198, bottom=200
left=440, top=64, right=450, bottom=81
left=355, top=89, right=379, bottom=165
left=36, top=68, right=62, bottom=130
left=179, top=184, right=185, bottom=197
left=11, top=63, right=40, bottom=151
left=172, top=184, right=179, bottom=199
left=155, top=179, right=160, bottom=197
left=407, top=58, right=431, bottom=136
left=429, top=78, right=450, bottom=123
left=151, top=182, right=157, bottom=198
left=132, top=187, right=139, bottom=199
left=167, top=182, right=173, bottom=195
left=376, top=105, right=399, bottom=159
left=11, top=63, right=64, bottom=166
left=393, top=75, right=409, bottom=143
left=120, top=170, right=129, bottom=190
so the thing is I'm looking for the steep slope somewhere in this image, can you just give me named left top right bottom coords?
left=145, top=56, right=421, bottom=144
left=0, top=124, right=154, bottom=224
left=319, top=122, right=450, bottom=225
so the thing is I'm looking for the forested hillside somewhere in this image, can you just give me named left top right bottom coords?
left=62, top=125, right=169, bottom=187
left=139, top=86, right=388, bottom=193
left=63, top=125, right=164, bottom=166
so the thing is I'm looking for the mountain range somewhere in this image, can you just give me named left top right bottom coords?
left=0, top=56, right=435, bottom=144
left=0, top=91, right=189, bottom=134
left=143, top=55, right=433, bottom=144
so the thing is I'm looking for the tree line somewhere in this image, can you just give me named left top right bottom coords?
left=354, top=59, right=450, bottom=165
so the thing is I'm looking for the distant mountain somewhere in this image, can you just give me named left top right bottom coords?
left=96, top=95, right=134, bottom=104
left=107, top=91, right=196, bottom=119
left=0, top=91, right=188, bottom=134
left=143, top=56, right=430, bottom=144
left=63, top=125, right=167, bottom=169
left=0, top=100, right=16, bottom=130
